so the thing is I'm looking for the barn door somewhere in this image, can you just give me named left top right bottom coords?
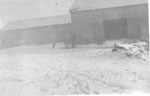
left=104, top=18, right=128, bottom=40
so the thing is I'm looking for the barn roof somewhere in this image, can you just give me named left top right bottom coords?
left=1, top=14, right=71, bottom=31
left=70, top=0, right=148, bottom=12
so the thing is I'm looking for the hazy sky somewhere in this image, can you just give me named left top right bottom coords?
left=0, top=0, right=74, bottom=23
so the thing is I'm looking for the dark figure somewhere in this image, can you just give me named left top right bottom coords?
left=52, top=43, right=55, bottom=49
left=52, top=33, right=56, bottom=49
left=97, top=36, right=104, bottom=46
left=85, top=36, right=89, bottom=45
left=71, top=34, right=76, bottom=48
left=64, top=40, right=68, bottom=49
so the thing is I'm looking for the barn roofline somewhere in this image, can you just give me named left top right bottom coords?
left=69, top=3, right=148, bottom=14
left=1, top=14, right=72, bottom=31
left=70, top=0, right=148, bottom=13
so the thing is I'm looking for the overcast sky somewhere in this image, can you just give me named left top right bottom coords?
left=0, top=0, right=73, bottom=26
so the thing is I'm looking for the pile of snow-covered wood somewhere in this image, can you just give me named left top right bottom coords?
left=112, top=41, right=149, bottom=61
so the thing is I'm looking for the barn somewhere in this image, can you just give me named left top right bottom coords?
left=70, top=0, right=149, bottom=45
left=0, top=15, right=72, bottom=49
left=0, top=0, right=149, bottom=49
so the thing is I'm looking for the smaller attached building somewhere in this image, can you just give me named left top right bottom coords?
left=0, top=15, right=72, bottom=49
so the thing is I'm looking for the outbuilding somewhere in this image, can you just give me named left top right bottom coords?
left=0, top=15, right=72, bottom=49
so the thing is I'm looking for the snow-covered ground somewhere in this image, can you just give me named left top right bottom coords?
left=0, top=43, right=149, bottom=96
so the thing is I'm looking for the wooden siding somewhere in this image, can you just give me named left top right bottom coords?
left=71, top=4, right=149, bottom=44
left=0, top=23, right=71, bottom=49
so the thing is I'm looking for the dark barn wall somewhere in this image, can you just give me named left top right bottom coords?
left=22, top=26, right=54, bottom=45
left=71, top=4, right=149, bottom=44
left=0, top=30, right=23, bottom=49
left=0, top=23, right=71, bottom=49
left=23, top=23, right=71, bottom=45
left=71, top=10, right=104, bottom=44
left=54, top=24, right=72, bottom=44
